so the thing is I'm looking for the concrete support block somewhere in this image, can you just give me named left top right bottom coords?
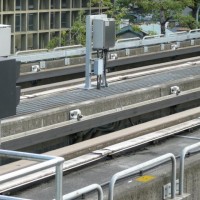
left=125, top=49, right=130, bottom=56
left=161, top=44, right=165, bottom=51
left=144, top=46, right=148, bottom=53
left=191, top=40, right=195, bottom=46
left=65, top=58, right=70, bottom=65
left=39, top=61, right=46, bottom=69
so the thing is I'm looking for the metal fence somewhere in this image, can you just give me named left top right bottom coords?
left=0, top=150, right=64, bottom=200
left=1, top=141, right=200, bottom=199
left=9, top=29, right=200, bottom=63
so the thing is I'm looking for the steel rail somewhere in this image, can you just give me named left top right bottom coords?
left=0, top=150, right=64, bottom=200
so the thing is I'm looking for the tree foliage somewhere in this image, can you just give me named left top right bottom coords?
left=117, top=0, right=194, bottom=34
left=70, top=10, right=86, bottom=45
left=188, top=0, right=200, bottom=25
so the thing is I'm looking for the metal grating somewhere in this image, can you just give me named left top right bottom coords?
left=17, top=66, right=200, bottom=116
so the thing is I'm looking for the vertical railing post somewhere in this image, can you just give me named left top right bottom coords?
left=55, top=163, right=63, bottom=200
left=0, top=150, right=64, bottom=200
left=179, top=142, right=200, bottom=196
left=109, top=153, right=176, bottom=200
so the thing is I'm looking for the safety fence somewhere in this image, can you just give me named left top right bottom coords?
left=0, top=142, right=200, bottom=199
left=9, top=29, right=200, bottom=63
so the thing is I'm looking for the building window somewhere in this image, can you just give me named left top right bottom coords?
left=16, top=0, right=21, bottom=10
left=15, top=14, right=21, bottom=32
left=62, top=0, right=67, bottom=8
left=61, top=12, right=67, bottom=28
left=28, top=0, right=34, bottom=10
left=28, top=14, right=34, bottom=30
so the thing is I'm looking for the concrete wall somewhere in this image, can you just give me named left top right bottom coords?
left=19, top=39, right=200, bottom=74
left=2, top=76, right=200, bottom=137
left=112, top=155, right=200, bottom=200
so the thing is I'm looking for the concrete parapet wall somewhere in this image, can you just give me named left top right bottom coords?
left=1, top=108, right=200, bottom=173
left=2, top=76, right=200, bottom=136
left=112, top=155, right=200, bottom=200
left=19, top=40, right=200, bottom=74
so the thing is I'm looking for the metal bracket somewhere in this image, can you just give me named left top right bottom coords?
left=163, top=180, right=190, bottom=199
left=39, top=61, right=46, bottom=69
left=69, top=109, right=83, bottom=121
left=32, top=65, right=40, bottom=72
left=163, top=179, right=179, bottom=199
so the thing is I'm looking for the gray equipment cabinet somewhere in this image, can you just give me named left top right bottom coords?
left=93, top=18, right=115, bottom=50
left=0, top=57, right=21, bottom=119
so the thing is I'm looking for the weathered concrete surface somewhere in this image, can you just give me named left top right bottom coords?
left=19, top=39, right=200, bottom=74
left=21, top=56, right=200, bottom=95
left=2, top=76, right=200, bottom=136
left=6, top=126, right=200, bottom=200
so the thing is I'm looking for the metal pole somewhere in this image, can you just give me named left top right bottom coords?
left=62, top=184, right=103, bottom=200
left=55, top=163, right=63, bottom=200
left=109, top=153, right=176, bottom=200
left=179, top=142, right=200, bottom=195
left=85, top=14, right=107, bottom=90
left=0, top=196, right=30, bottom=200
left=85, top=15, right=93, bottom=89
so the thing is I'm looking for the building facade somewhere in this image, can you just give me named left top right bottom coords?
left=0, top=0, right=102, bottom=53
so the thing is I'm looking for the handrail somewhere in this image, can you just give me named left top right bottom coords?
left=0, top=196, right=29, bottom=200
left=179, top=142, right=200, bottom=195
left=143, top=34, right=164, bottom=40
left=62, top=184, right=103, bottom=200
left=53, top=45, right=83, bottom=51
left=9, top=28, right=200, bottom=63
left=0, top=149, right=64, bottom=200
left=15, top=49, right=48, bottom=55
left=116, top=37, right=141, bottom=43
left=108, top=153, right=176, bottom=200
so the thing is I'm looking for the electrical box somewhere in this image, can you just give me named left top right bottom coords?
left=93, top=18, right=115, bottom=50
left=0, top=24, right=11, bottom=57
left=94, top=59, right=104, bottom=75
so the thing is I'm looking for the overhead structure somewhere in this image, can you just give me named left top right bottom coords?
left=85, top=15, right=115, bottom=89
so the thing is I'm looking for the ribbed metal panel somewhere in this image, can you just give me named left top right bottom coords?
left=17, top=66, right=200, bottom=116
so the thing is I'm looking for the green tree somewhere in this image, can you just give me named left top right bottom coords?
left=48, top=0, right=126, bottom=47
left=70, top=10, right=86, bottom=45
left=188, top=0, right=200, bottom=25
left=117, top=0, right=194, bottom=34
left=47, top=31, right=70, bottom=49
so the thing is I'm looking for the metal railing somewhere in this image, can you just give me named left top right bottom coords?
left=9, top=29, right=200, bottom=63
left=179, top=142, right=200, bottom=196
left=0, top=149, right=64, bottom=200
left=62, top=184, right=103, bottom=200
left=1, top=142, right=200, bottom=199
left=108, top=153, right=176, bottom=200
left=0, top=196, right=30, bottom=200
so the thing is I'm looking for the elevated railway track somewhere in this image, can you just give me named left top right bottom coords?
left=8, top=29, right=200, bottom=87
left=1, top=59, right=200, bottom=153
left=1, top=52, right=200, bottom=199
left=1, top=109, right=200, bottom=198
left=18, top=62, right=200, bottom=116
